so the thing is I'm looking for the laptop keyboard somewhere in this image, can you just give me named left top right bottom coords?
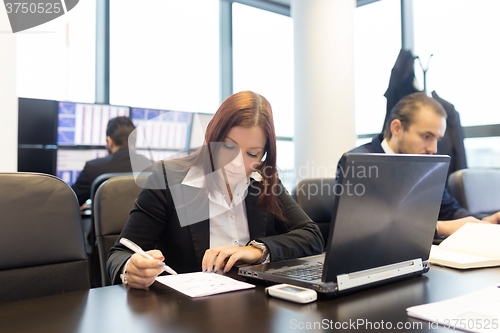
left=274, top=262, right=323, bottom=281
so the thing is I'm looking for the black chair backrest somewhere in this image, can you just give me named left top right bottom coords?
left=0, top=173, right=89, bottom=303
left=90, top=172, right=134, bottom=203
left=87, top=172, right=135, bottom=287
left=292, top=178, right=337, bottom=244
left=94, top=173, right=151, bottom=286
left=448, top=169, right=500, bottom=215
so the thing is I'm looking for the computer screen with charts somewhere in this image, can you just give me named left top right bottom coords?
left=130, top=108, right=192, bottom=150
left=57, top=102, right=130, bottom=146
left=56, top=149, right=109, bottom=186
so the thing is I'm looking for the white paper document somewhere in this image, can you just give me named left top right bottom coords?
left=156, top=272, right=255, bottom=298
left=429, top=223, right=500, bottom=269
left=429, top=246, right=500, bottom=269
left=407, top=284, right=500, bottom=332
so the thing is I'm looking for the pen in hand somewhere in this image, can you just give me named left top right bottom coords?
left=120, top=238, right=178, bottom=275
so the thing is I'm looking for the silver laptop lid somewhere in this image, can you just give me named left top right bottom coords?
left=322, top=153, right=450, bottom=283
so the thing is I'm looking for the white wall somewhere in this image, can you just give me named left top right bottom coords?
left=0, top=8, right=17, bottom=172
left=292, top=0, right=356, bottom=181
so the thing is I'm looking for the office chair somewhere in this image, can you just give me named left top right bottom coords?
left=86, top=172, right=136, bottom=287
left=292, top=178, right=337, bottom=245
left=0, top=173, right=90, bottom=303
left=90, top=172, right=136, bottom=204
left=448, top=168, right=500, bottom=215
left=93, top=173, right=151, bottom=286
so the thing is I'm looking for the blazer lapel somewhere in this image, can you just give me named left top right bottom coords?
left=245, top=181, right=268, bottom=239
left=188, top=219, right=209, bottom=265
left=180, top=184, right=210, bottom=264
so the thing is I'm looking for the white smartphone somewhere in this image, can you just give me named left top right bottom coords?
left=265, top=284, right=317, bottom=304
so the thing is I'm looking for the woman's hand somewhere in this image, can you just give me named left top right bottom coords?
left=125, top=250, right=165, bottom=290
left=202, top=245, right=263, bottom=273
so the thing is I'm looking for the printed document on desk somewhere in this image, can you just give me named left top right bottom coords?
left=156, top=272, right=255, bottom=298
left=407, top=284, right=500, bottom=333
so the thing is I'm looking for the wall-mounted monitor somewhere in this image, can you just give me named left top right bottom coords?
left=18, top=148, right=57, bottom=175
left=18, top=98, right=58, bottom=145
left=130, top=108, right=192, bottom=150
left=56, top=149, right=109, bottom=186
left=57, top=102, right=130, bottom=146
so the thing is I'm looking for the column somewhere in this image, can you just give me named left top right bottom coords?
left=0, top=8, right=18, bottom=172
left=292, top=0, right=356, bottom=182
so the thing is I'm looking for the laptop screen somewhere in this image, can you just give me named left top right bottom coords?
left=323, top=153, right=450, bottom=282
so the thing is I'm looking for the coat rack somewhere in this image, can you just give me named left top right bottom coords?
left=415, top=54, right=433, bottom=94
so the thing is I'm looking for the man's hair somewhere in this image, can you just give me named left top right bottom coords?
left=384, top=92, right=447, bottom=139
left=106, top=116, right=136, bottom=147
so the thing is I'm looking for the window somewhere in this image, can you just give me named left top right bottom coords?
left=232, top=3, right=294, bottom=138
left=354, top=0, right=401, bottom=135
left=232, top=3, right=294, bottom=190
left=276, top=140, right=294, bottom=190
left=414, top=0, right=500, bottom=127
left=109, top=0, right=220, bottom=114
left=16, top=0, right=96, bottom=103
left=464, top=137, right=500, bottom=169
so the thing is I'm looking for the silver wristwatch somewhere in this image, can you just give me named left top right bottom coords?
left=120, top=272, right=128, bottom=285
left=248, top=240, right=270, bottom=264
left=120, top=258, right=132, bottom=285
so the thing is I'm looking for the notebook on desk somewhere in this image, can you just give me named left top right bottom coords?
left=239, top=153, right=451, bottom=295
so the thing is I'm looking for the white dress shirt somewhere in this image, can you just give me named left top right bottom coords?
left=381, top=138, right=396, bottom=154
left=182, top=165, right=262, bottom=249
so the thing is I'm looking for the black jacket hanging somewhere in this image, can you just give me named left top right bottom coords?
left=383, top=49, right=419, bottom=133
left=432, top=91, right=468, bottom=178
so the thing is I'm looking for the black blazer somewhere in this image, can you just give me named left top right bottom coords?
left=107, top=162, right=324, bottom=284
left=71, top=148, right=152, bottom=206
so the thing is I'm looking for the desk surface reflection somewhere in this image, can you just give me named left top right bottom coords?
left=1, top=266, right=499, bottom=333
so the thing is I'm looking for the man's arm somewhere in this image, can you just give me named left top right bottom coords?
left=436, top=211, right=500, bottom=238
left=438, top=189, right=473, bottom=220
left=481, top=211, right=500, bottom=224
left=435, top=188, right=498, bottom=237
left=436, top=216, right=489, bottom=238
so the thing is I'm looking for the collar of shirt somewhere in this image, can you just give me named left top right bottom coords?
left=381, top=138, right=396, bottom=154
left=181, top=165, right=262, bottom=209
left=181, top=165, right=255, bottom=248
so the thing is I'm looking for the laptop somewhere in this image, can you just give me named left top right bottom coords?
left=239, top=153, right=451, bottom=295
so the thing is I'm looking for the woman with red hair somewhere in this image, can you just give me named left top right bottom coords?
left=108, top=91, right=324, bottom=289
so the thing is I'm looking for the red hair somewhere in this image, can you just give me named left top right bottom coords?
left=171, top=91, right=284, bottom=221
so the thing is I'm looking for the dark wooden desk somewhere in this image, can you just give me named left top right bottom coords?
left=1, top=265, right=499, bottom=333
